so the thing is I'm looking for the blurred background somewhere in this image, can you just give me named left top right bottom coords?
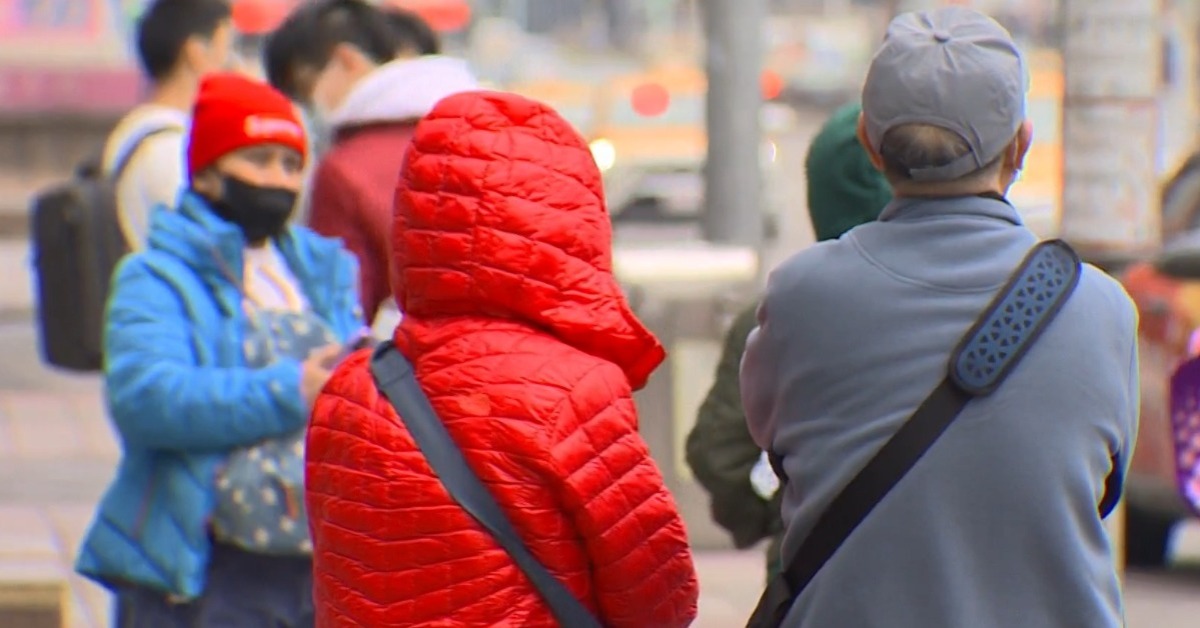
left=2, top=0, right=1200, bottom=626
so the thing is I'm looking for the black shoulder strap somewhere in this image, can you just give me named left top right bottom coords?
left=369, top=343, right=604, bottom=628
left=747, top=240, right=1082, bottom=628
left=110, top=125, right=182, bottom=182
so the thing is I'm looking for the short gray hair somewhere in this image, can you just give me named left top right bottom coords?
left=879, top=123, right=1001, bottom=183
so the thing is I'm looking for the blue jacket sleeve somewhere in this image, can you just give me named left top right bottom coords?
left=104, top=256, right=308, bottom=452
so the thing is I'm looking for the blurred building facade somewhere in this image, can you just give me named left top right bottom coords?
left=0, top=0, right=1198, bottom=224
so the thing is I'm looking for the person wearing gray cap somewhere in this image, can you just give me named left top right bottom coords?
left=740, top=7, right=1137, bottom=628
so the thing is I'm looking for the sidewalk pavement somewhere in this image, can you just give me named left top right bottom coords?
left=0, top=386, right=117, bottom=628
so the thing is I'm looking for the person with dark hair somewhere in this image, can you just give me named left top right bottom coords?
left=264, top=1, right=440, bottom=103
left=76, top=73, right=364, bottom=627
left=103, top=0, right=233, bottom=249
left=265, top=0, right=474, bottom=327
left=382, top=3, right=441, bottom=57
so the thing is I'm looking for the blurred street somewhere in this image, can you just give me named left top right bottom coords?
left=0, top=275, right=1198, bottom=626
left=1, top=0, right=1199, bottom=624
left=0, top=105, right=1196, bottom=627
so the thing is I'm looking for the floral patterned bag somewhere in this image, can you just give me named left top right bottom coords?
left=210, top=309, right=337, bottom=555
left=212, top=429, right=310, bottom=554
left=1169, top=356, right=1200, bottom=515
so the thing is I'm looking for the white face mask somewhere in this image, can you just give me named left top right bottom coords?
left=307, top=100, right=331, bottom=124
left=225, top=52, right=264, bottom=80
left=301, top=108, right=333, bottom=158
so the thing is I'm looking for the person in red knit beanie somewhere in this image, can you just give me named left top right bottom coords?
left=76, top=72, right=365, bottom=628
left=189, top=72, right=306, bottom=173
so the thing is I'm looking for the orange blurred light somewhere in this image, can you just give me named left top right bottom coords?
left=631, top=83, right=671, bottom=117
left=385, top=0, right=473, bottom=32
left=761, top=70, right=784, bottom=101
left=231, top=0, right=293, bottom=35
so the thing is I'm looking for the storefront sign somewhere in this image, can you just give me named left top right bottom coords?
left=0, top=0, right=103, bottom=39
left=0, top=67, right=143, bottom=115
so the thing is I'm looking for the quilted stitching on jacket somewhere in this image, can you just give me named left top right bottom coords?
left=306, top=91, right=698, bottom=627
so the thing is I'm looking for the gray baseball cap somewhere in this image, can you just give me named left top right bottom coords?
left=861, top=7, right=1028, bottom=182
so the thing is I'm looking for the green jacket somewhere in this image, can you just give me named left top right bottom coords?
left=685, top=303, right=783, bottom=579
left=684, top=101, right=893, bottom=582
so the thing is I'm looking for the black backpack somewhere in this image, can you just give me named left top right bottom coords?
left=30, top=126, right=178, bottom=372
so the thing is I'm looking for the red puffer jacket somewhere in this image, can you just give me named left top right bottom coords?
left=306, top=91, right=700, bottom=627
left=306, top=122, right=415, bottom=324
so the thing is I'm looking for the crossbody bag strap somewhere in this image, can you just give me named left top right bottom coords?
left=746, top=239, right=1082, bottom=628
left=369, top=343, right=604, bottom=628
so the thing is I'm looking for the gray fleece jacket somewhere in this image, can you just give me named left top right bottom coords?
left=741, top=195, right=1138, bottom=628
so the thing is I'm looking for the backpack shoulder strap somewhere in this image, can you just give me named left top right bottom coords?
left=110, top=125, right=183, bottom=182
left=747, top=240, right=1082, bottom=628
left=369, top=343, right=603, bottom=628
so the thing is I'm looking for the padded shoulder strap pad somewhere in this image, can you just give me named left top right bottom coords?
left=950, top=239, right=1081, bottom=396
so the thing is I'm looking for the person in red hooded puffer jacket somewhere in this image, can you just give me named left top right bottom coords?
left=304, top=91, right=700, bottom=627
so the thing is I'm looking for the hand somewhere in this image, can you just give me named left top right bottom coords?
left=301, top=343, right=343, bottom=409
left=750, top=450, right=781, bottom=501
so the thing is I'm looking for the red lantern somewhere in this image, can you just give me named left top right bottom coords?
left=761, top=70, right=784, bottom=101
left=231, top=0, right=294, bottom=35
left=631, top=83, right=671, bottom=118
left=384, top=0, right=473, bottom=33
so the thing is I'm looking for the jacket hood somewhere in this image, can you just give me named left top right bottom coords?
left=392, top=91, right=664, bottom=390
left=328, top=55, right=478, bottom=130
left=148, top=191, right=252, bottom=277
left=804, top=102, right=893, bottom=241
left=147, top=191, right=353, bottom=314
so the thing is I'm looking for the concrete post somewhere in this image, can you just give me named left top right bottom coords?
left=701, top=0, right=765, bottom=247
left=1060, top=0, right=1167, bottom=576
left=1059, top=0, right=1164, bottom=263
left=1160, top=0, right=1200, bottom=178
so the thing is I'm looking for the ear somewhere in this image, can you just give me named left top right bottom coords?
left=1011, top=119, right=1034, bottom=171
left=330, top=42, right=370, bottom=74
left=180, top=36, right=209, bottom=75
left=856, top=114, right=886, bottom=172
left=191, top=168, right=223, bottom=200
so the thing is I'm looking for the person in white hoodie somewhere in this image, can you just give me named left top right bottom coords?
left=264, top=0, right=477, bottom=330
left=104, top=0, right=233, bottom=250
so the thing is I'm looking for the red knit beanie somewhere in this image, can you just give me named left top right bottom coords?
left=187, top=72, right=307, bottom=178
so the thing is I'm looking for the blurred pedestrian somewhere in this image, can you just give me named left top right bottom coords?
left=742, top=7, right=1138, bottom=627
left=76, top=73, right=365, bottom=628
left=685, top=101, right=891, bottom=583
left=104, top=0, right=233, bottom=250
left=265, top=0, right=476, bottom=328
left=304, top=91, right=699, bottom=627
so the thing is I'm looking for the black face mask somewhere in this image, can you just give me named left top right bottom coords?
left=209, top=175, right=297, bottom=243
